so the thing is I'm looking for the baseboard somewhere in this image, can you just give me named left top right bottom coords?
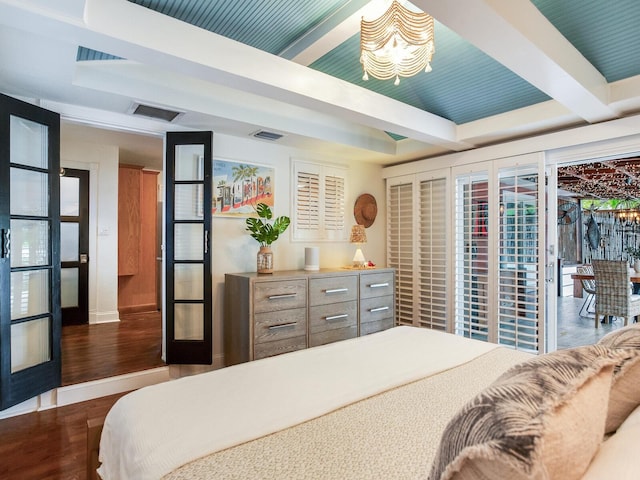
left=118, top=304, right=159, bottom=315
left=57, top=367, right=171, bottom=407
left=92, top=310, right=120, bottom=324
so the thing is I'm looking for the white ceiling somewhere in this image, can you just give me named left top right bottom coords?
left=2, top=0, right=640, bottom=167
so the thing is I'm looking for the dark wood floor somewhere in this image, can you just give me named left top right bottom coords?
left=62, top=310, right=164, bottom=385
left=0, top=392, right=126, bottom=480
left=0, top=301, right=628, bottom=480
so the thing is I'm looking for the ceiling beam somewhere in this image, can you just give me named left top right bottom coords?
left=285, top=0, right=414, bottom=66
left=79, top=0, right=469, bottom=150
left=0, top=0, right=471, bottom=151
left=414, top=0, right=619, bottom=124
left=280, top=0, right=370, bottom=62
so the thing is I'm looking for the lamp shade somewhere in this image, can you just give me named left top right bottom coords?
left=349, top=224, right=367, bottom=244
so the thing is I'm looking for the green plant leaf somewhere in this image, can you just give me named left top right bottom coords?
left=245, top=203, right=289, bottom=246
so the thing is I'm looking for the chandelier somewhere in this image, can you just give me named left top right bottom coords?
left=360, top=0, right=435, bottom=85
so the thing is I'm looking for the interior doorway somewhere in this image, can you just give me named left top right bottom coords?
left=58, top=122, right=165, bottom=388
left=60, top=168, right=89, bottom=325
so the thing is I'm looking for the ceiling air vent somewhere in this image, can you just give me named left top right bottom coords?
left=252, top=130, right=283, bottom=141
left=129, top=102, right=183, bottom=122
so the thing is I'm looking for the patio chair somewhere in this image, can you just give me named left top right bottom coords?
left=576, top=265, right=596, bottom=317
left=592, top=260, right=640, bottom=328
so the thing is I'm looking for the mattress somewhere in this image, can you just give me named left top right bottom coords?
left=98, top=326, right=531, bottom=480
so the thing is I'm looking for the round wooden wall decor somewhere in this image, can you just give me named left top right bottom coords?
left=354, top=193, right=378, bottom=228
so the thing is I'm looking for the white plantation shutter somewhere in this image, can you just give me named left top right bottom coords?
left=296, top=171, right=320, bottom=230
left=388, top=179, right=414, bottom=326
left=497, top=165, right=541, bottom=353
left=454, top=171, right=490, bottom=342
left=292, top=160, right=347, bottom=241
left=418, top=177, right=447, bottom=330
left=324, top=175, right=345, bottom=232
left=387, top=172, right=449, bottom=330
left=452, top=156, right=544, bottom=353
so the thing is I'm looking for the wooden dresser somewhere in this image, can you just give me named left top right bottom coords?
left=224, top=268, right=395, bottom=366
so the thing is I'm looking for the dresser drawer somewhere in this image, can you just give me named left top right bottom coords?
left=309, top=275, right=357, bottom=306
left=360, top=271, right=394, bottom=299
left=360, top=317, right=395, bottom=336
left=253, top=279, right=307, bottom=313
left=254, top=308, right=307, bottom=345
left=309, top=300, right=357, bottom=347
left=360, top=295, right=394, bottom=324
left=254, top=335, right=307, bottom=360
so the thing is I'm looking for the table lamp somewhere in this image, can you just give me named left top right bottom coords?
left=349, top=224, right=367, bottom=268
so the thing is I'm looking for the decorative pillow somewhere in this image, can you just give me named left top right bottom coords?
left=582, top=404, right=640, bottom=480
left=598, top=323, right=640, bottom=349
left=428, top=345, right=630, bottom=480
left=598, top=325, right=640, bottom=433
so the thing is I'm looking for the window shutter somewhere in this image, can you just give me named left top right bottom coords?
left=292, top=160, right=347, bottom=241
left=497, top=165, right=540, bottom=353
left=324, top=175, right=345, bottom=231
left=454, top=171, right=490, bottom=342
left=418, top=178, right=447, bottom=330
left=388, top=181, right=415, bottom=327
left=296, top=171, right=320, bottom=230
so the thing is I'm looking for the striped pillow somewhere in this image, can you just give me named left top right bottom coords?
left=428, top=345, right=634, bottom=480
left=598, top=324, right=640, bottom=433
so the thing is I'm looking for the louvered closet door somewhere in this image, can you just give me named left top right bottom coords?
left=387, top=179, right=414, bottom=326
left=454, top=171, right=490, bottom=342
left=417, top=176, right=448, bottom=330
left=497, top=165, right=541, bottom=353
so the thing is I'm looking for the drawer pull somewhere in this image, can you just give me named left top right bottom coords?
left=369, top=306, right=390, bottom=313
left=369, top=282, right=389, bottom=288
left=325, top=313, right=348, bottom=321
left=324, top=288, right=348, bottom=294
left=268, top=293, right=298, bottom=300
left=268, top=322, right=298, bottom=330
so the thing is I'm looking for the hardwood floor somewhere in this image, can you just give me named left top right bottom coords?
left=0, top=393, right=126, bottom=480
left=62, top=310, right=165, bottom=385
left=0, top=311, right=164, bottom=479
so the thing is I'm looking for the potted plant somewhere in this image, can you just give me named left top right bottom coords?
left=246, top=203, right=290, bottom=273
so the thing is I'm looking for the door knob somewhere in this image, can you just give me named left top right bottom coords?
left=80, top=253, right=88, bottom=263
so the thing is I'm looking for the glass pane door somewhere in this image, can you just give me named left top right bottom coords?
left=0, top=93, right=61, bottom=410
left=165, top=132, right=212, bottom=364
left=59, top=169, right=89, bottom=325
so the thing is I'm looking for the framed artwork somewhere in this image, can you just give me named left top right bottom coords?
left=212, top=159, right=274, bottom=217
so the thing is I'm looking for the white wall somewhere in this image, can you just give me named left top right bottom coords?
left=208, top=133, right=386, bottom=367
left=60, top=140, right=120, bottom=324
left=62, top=129, right=386, bottom=370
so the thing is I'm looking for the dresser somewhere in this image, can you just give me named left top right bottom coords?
left=224, top=268, right=395, bottom=366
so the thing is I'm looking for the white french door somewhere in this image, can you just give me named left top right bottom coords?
left=453, top=153, right=546, bottom=353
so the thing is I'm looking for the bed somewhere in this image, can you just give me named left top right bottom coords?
left=94, top=324, right=640, bottom=480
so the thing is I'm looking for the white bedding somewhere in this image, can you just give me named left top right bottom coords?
left=98, top=326, right=499, bottom=480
